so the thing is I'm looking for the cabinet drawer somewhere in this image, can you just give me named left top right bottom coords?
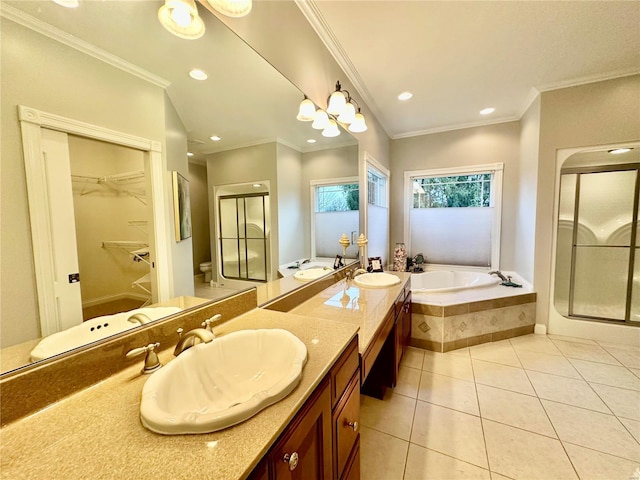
left=334, top=375, right=360, bottom=479
left=330, top=337, right=359, bottom=408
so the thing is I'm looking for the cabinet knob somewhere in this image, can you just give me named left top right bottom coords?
left=282, top=452, right=299, bottom=471
left=346, top=420, right=359, bottom=432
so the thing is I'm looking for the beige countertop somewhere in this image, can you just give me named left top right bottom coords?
left=290, top=272, right=412, bottom=354
left=0, top=309, right=358, bottom=480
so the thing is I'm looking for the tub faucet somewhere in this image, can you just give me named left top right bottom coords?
left=489, top=270, right=508, bottom=282
left=173, top=328, right=215, bottom=356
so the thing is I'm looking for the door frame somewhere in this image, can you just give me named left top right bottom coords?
left=18, top=105, right=171, bottom=335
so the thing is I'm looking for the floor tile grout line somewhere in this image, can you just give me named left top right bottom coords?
left=401, top=365, right=421, bottom=480
left=408, top=442, right=495, bottom=476
left=470, top=355, right=494, bottom=476
left=560, top=438, right=640, bottom=466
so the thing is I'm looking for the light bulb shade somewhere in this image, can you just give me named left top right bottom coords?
left=296, top=98, right=316, bottom=121
left=158, top=0, right=205, bottom=39
left=327, top=90, right=347, bottom=115
left=311, top=110, right=330, bottom=130
left=337, top=102, right=356, bottom=124
left=205, top=0, right=252, bottom=17
left=348, top=112, right=368, bottom=133
left=322, top=119, right=341, bottom=138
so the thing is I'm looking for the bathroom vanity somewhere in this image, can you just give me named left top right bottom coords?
left=0, top=272, right=412, bottom=480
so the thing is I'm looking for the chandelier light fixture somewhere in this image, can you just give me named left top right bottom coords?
left=296, top=80, right=368, bottom=137
left=158, top=0, right=205, bottom=39
left=205, top=0, right=252, bottom=18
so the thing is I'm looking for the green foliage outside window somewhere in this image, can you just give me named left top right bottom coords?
left=413, top=174, right=491, bottom=208
left=316, top=183, right=359, bottom=212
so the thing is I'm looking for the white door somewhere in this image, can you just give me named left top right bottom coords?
left=40, top=128, right=83, bottom=334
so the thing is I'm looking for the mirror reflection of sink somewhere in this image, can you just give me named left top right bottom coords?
left=293, top=267, right=333, bottom=282
left=140, top=328, right=308, bottom=435
left=29, top=307, right=182, bottom=361
left=353, top=272, right=402, bottom=288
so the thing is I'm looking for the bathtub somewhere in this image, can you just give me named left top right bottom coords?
left=411, top=270, right=500, bottom=293
left=409, top=270, right=537, bottom=352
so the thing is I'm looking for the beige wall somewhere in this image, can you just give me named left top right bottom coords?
left=390, top=122, right=521, bottom=269
left=1, top=19, right=186, bottom=347
left=276, top=143, right=305, bottom=264
left=188, top=163, right=211, bottom=275
left=516, top=96, right=541, bottom=283
left=535, top=75, right=640, bottom=329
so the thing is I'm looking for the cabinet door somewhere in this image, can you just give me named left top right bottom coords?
left=334, top=375, right=360, bottom=479
left=402, top=292, right=412, bottom=351
left=270, top=380, right=332, bottom=480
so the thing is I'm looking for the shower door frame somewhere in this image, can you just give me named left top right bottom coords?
left=561, top=162, right=640, bottom=325
left=218, top=192, right=269, bottom=283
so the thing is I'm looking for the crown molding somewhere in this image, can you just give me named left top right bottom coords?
left=0, top=2, right=170, bottom=89
left=392, top=116, right=521, bottom=139
left=294, top=0, right=391, bottom=138
left=536, top=67, right=640, bottom=92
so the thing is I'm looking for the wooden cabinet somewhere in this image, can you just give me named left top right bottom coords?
left=249, top=337, right=360, bottom=480
left=269, top=378, right=332, bottom=480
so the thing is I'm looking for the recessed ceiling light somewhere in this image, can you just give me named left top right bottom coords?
left=480, top=107, right=495, bottom=115
left=189, top=69, right=208, bottom=81
left=52, top=0, right=79, bottom=7
left=210, top=135, right=221, bottom=141
left=187, top=152, right=194, bottom=157
left=253, top=183, right=262, bottom=188
left=608, top=148, right=632, bottom=155
left=398, top=92, right=413, bottom=101
left=307, top=139, right=317, bottom=144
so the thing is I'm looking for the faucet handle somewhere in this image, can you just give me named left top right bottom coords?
left=201, top=314, right=221, bottom=333
left=126, top=342, right=161, bottom=374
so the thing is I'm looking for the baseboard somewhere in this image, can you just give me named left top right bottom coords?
left=82, top=292, right=148, bottom=308
left=534, top=323, right=548, bottom=335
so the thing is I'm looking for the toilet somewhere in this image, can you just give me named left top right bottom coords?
left=199, top=261, right=212, bottom=283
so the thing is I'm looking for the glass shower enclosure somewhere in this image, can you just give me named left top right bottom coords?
left=555, top=160, right=640, bottom=325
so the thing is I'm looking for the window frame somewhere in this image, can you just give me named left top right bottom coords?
left=403, top=163, right=504, bottom=270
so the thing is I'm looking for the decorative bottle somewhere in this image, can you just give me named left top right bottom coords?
left=393, top=243, right=407, bottom=272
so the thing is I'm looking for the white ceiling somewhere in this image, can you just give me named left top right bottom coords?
left=299, top=0, right=640, bottom=138
left=4, top=0, right=639, bottom=150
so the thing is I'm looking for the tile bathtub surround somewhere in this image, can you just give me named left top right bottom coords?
left=0, top=309, right=359, bottom=480
left=359, top=334, right=640, bottom=480
left=0, top=289, right=258, bottom=427
left=411, top=298, right=536, bottom=352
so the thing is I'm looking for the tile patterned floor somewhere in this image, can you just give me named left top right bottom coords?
left=360, top=334, right=640, bottom=480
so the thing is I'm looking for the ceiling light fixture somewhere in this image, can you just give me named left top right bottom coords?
left=253, top=183, right=262, bottom=188
left=187, top=152, right=194, bottom=157
left=51, top=0, right=79, bottom=8
left=210, top=135, right=221, bottom=141
left=307, top=139, right=317, bottom=144
left=398, top=92, right=413, bottom=101
left=205, top=0, right=252, bottom=17
left=296, top=80, right=368, bottom=137
left=189, top=69, right=208, bottom=80
left=608, top=148, right=632, bottom=155
left=480, top=107, right=495, bottom=115
left=158, top=0, right=205, bottom=40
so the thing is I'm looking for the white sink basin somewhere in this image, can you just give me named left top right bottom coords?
left=140, top=329, right=308, bottom=435
left=293, top=267, right=332, bottom=282
left=29, top=307, right=182, bottom=361
left=353, top=272, right=401, bottom=288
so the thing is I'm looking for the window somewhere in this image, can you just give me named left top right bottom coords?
left=413, top=174, right=491, bottom=208
left=315, top=183, right=359, bottom=212
left=368, top=170, right=386, bottom=207
left=312, top=180, right=359, bottom=258
left=405, top=164, right=503, bottom=269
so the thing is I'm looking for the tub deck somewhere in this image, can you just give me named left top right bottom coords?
left=410, top=273, right=537, bottom=352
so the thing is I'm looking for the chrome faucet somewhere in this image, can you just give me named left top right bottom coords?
left=127, top=313, right=152, bottom=325
left=346, top=268, right=367, bottom=282
left=173, top=328, right=215, bottom=356
left=489, top=270, right=508, bottom=282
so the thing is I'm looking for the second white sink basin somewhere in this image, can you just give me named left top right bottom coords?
left=294, top=267, right=332, bottom=282
left=353, top=272, right=401, bottom=288
left=140, top=329, right=308, bottom=435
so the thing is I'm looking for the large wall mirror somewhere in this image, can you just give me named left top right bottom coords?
left=1, top=0, right=358, bottom=375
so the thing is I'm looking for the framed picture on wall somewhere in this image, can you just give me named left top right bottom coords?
left=172, top=171, right=192, bottom=242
